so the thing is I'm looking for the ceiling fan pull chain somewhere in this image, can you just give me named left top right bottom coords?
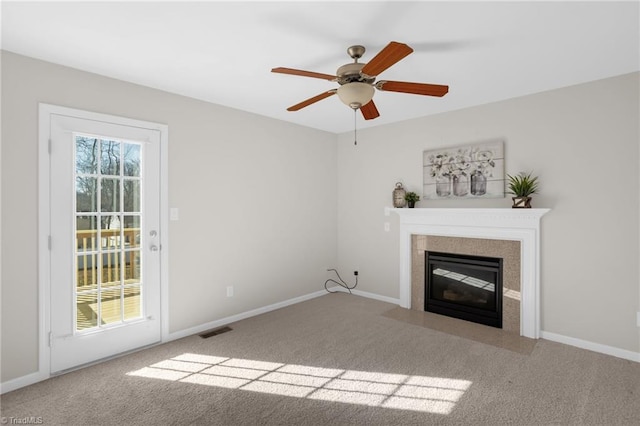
left=354, top=109, right=358, bottom=145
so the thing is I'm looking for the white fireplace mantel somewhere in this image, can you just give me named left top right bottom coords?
left=388, top=207, right=550, bottom=339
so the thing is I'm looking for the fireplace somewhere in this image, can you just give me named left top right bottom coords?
left=425, top=251, right=503, bottom=328
left=389, top=208, right=549, bottom=338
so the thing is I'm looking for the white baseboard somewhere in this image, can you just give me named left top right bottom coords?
left=167, top=287, right=400, bottom=343
left=351, top=289, right=400, bottom=305
left=0, top=371, right=49, bottom=395
left=166, top=289, right=329, bottom=342
left=326, top=287, right=400, bottom=305
left=540, top=330, right=640, bottom=363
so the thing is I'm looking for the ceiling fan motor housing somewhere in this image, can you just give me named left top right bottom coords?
left=336, top=63, right=375, bottom=85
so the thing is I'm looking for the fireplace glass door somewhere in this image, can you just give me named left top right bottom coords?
left=426, top=251, right=503, bottom=328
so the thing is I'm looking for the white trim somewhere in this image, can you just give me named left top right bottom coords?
left=38, top=104, right=53, bottom=384
left=349, top=289, right=400, bottom=305
left=159, top=124, right=170, bottom=342
left=0, top=371, right=50, bottom=395
left=541, top=331, right=640, bottom=363
left=327, top=286, right=400, bottom=305
left=390, top=207, right=549, bottom=339
left=166, top=290, right=330, bottom=342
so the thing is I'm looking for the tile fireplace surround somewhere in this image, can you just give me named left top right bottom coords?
left=388, top=208, right=550, bottom=339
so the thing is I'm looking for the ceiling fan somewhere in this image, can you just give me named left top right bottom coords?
left=272, top=41, right=449, bottom=120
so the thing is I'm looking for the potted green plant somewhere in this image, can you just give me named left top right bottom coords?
left=507, top=171, right=539, bottom=208
left=404, top=192, right=420, bottom=208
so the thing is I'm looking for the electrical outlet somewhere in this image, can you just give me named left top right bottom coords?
left=226, top=286, right=234, bottom=297
left=354, top=271, right=358, bottom=276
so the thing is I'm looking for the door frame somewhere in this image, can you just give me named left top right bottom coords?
left=38, top=103, right=169, bottom=377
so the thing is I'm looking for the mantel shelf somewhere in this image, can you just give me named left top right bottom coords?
left=386, top=207, right=550, bottom=218
left=386, top=207, right=550, bottom=228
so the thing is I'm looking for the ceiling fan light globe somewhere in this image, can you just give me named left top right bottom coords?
left=337, top=82, right=374, bottom=110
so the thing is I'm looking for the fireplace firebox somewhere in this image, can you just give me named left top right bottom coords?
left=425, top=251, right=503, bottom=328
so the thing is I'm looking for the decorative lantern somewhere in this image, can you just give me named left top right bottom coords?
left=392, top=182, right=407, bottom=208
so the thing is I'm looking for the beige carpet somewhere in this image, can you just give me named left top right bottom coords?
left=2, top=293, right=639, bottom=425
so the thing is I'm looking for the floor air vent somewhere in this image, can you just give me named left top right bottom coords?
left=199, top=326, right=233, bottom=339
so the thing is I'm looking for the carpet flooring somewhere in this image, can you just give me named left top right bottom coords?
left=2, top=293, right=639, bottom=425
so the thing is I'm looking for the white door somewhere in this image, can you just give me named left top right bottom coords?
left=47, top=109, right=163, bottom=373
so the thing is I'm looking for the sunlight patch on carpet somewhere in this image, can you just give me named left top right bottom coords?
left=127, top=353, right=472, bottom=414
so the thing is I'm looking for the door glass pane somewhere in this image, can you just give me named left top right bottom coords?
left=125, top=250, right=141, bottom=284
left=76, top=215, right=97, bottom=252
left=101, top=178, right=120, bottom=212
left=123, top=216, right=140, bottom=249
left=76, top=177, right=97, bottom=212
left=101, top=252, right=123, bottom=287
left=123, top=179, right=140, bottom=212
left=101, top=215, right=122, bottom=250
left=124, top=286, right=141, bottom=320
left=100, top=140, right=120, bottom=176
left=123, top=143, right=141, bottom=177
left=77, top=291, right=98, bottom=330
left=76, top=254, right=98, bottom=291
left=101, top=288, right=122, bottom=325
left=76, top=137, right=98, bottom=174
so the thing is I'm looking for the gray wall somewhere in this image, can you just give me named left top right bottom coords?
left=2, top=50, right=638, bottom=385
left=337, top=72, right=640, bottom=353
left=0, top=51, right=338, bottom=382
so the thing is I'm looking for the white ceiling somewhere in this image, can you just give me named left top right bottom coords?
left=2, top=1, right=639, bottom=134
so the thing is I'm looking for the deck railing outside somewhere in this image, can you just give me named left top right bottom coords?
left=76, top=227, right=140, bottom=287
left=75, top=227, right=142, bottom=329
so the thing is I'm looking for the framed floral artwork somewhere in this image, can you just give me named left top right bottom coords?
left=423, top=140, right=505, bottom=199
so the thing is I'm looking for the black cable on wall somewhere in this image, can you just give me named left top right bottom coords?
left=324, top=269, right=358, bottom=294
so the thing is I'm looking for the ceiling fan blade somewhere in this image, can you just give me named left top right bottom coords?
left=376, top=80, right=449, bottom=97
left=360, top=100, right=380, bottom=120
left=360, top=41, right=413, bottom=77
left=271, top=67, right=336, bottom=81
left=287, top=90, right=337, bottom=111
